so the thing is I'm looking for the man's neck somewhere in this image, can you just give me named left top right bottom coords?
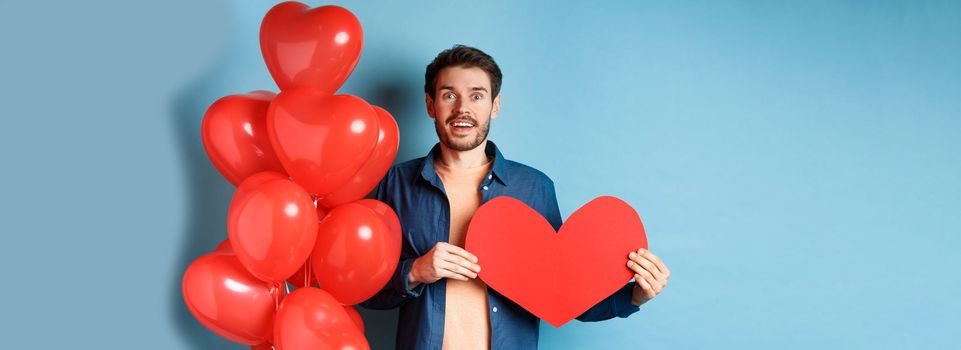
left=437, top=141, right=490, bottom=169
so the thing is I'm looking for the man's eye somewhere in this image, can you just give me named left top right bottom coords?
left=444, top=93, right=456, bottom=100
left=472, top=95, right=483, bottom=101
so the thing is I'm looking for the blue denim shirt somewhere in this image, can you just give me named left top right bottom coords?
left=361, top=141, right=639, bottom=350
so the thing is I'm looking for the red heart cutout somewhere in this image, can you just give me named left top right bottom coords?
left=260, top=2, right=363, bottom=93
left=201, top=91, right=286, bottom=186
left=267, top=90, right=379, bottom=196
left=465, top=196, right=647, bottom=327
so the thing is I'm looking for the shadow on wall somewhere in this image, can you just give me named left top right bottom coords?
left=168, top=45, right=244, bottom=349
left=168, top=41, right=423, bottom=349
left=357, top=47, right=432, bottom=166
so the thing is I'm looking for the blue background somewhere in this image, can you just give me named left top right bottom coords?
left=1, top=0, right=959, bottom=348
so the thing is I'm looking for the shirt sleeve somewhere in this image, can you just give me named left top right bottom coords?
left=359, top=170, right=427, bottom=310
left=360, top=256, right=426, bottom=309
left=576, top=281, right=641, bottom=321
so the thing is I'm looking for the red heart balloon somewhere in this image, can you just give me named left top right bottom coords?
left=310, top=201, right=401, bottom=305
left=213, top=239, right=234, bottom=255
left=285, top=206, right=330, bottom=288
left=233, top=171, right=290, bottom=203
left=228, top=175, right=318, bottom=282
left=316, top=105, right=399, bottom=208
left=268, top=90, right=379, bottom=197
left=201, top=91, right=286, bottom=186
left=274, top=288, right=370, bottom=350
left=354, top=199, right=402, bottom=241
left=343, top=305, right=365, bottom=333
left=260, top=2, right=363, bottom=93
left=182, top=253, right=283, bottom=345
left=465, top=196, right=647, bottom=327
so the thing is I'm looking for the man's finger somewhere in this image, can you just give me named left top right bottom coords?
left=440, top=253, right=481, bottom=273
left=438, top=267, right=470, bottom=281
left=627, top=258, right=647, bottom=276
left=636, top=275, right=656, bottom=299
left=640, top=249, right=670, bottom=279
left=630, top=252, right=665, bottom=282
left=443, top=244, right=479, bottom=264
left=440, top=261, right=478, bottom=280
left=628, top=260, right=660, bottom=292
left=443, top=271, right=470, bottom=281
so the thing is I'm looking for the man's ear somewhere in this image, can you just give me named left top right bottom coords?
left=491, top=94, right=501, bottom=120
left=425, top=93, right=435, bottom=119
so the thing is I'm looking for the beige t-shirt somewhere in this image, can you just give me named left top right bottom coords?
left=435, top=158, right=493, bottom=350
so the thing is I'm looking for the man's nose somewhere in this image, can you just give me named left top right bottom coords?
left=452, top=98, right=469, bottom=116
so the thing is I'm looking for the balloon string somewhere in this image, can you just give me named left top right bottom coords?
left=304, top=256, right=311, bottom=289
left=273, top=282, right=283, bottom=310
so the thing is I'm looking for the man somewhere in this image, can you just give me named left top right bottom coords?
left=362, top=45, right=670, bottom=350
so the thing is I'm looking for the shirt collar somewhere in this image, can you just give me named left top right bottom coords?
left=419, top=140, right=509, bottom=186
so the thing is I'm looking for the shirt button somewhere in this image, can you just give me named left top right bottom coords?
left=492, top=307, right=498, bottom=313
left=482, top=186, right=489, bottom=191
left=488, top=174, right=493, bottom=180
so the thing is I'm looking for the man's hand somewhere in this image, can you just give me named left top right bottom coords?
left=627, top=248, right=670, bottom=306
left=408, top=242, right=481, bottom=289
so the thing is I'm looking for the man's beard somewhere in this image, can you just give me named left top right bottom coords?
left=434, top=114, right=490, bottom=152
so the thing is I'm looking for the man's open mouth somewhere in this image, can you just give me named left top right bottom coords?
left=448, top=118, right=476, bottom=133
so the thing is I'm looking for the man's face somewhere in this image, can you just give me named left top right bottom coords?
left=426, top=66, right=501, bottom=152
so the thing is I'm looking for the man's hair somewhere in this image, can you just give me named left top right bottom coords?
left=424, top=45, right=503, bottom=99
